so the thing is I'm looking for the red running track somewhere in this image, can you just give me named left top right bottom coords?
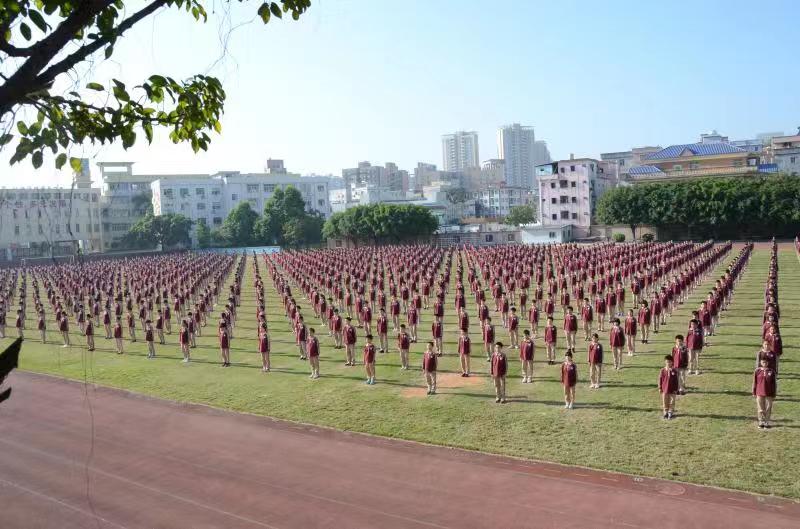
left=1, top=371, right=798, bottom=529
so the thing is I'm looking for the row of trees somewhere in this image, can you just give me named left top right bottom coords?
left=198, top=186, right=324, bottom=248
left=323, top=204, right=438, bottom=243
left=121, top=213, right=194, bottom=249
left=596, top=175, right=800, bottom=239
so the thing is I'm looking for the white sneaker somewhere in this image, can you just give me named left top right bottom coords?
left=182, top=358, right=189, bottom=363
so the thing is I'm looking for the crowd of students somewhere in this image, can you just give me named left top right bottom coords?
left=753, top=241, right=782, bottom=429
left=260, top=240, right=785, bottom=421
left=0, top=238, right=786, bottom=428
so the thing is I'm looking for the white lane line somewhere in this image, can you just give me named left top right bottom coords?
left=0, top=477, right=130, bottom=529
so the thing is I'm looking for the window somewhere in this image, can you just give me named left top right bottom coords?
left=550, top=182, right=556, bottom=189
left=791, top=156, right=797, bottom=164
left=571, top=197, right=577, bottom=203
left=231, top=194, right=238, bottom=201
left=247, top=184, right=259, bottom=193
left=549, top=232, right=556, bottom=239
left=213, top=217, right=223, bottom=225
left=163, top=189, right=174, bottom=198
left=75, top=224, right=80, bottom=233
left=590, top=164, right=594, bottom=171
left=212, top=202, right=222, bottom=211
left=560, top=211, right=570, bottom=220
left=571, top=182, right=576, bottom=188
left=551, top=198, right=557, bottom=204
left=572, top=213, right=578, bottom=219
left=560, top=195, right=568, bottom=204
left=317, top=185, right=325, bottom=192
left=91, top=194, right=98, bottom=202
left=55, top=225, right=60, bottom=234
left=14, top=225, right=19, bottom=236
left=196, top=188, right=205, bottom=196
left=559, top=180, right=568, bottom=188
left=507, top=234, right=515, bottom=242
left=551, top=214, right=557, bottom=220
left=180, top=188, right=190, bottom=198
left=197, top=203, right=206, bottom=210
left=263, top=184, right=276, bottom=192
left=317, top=199, right=325, bottom=207
left=211, top=188, right=221, bottom=196
left=335, top=240, right=343, bottom=248
left=689, top=162, right=700, bottom=170
left=65, top=223, right=70, bottom=232
left=485, top=234, right=494, bottom=242
left=672, top=164, right=683, bottom=171
left=560, top=167, right=565, bottom=174
left=570, top=165, right=575, bottom=172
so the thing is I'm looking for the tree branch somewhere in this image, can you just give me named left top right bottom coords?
left=36, top=0, right=170, bottom=89
left=0, top=40, right=33, bottom=57
left=0, top=0, right=114, bottom=116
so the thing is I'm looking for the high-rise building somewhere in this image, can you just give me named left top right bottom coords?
left=497, top=123, right=542, bottom=191
left=441, top=131, right=479, bottom=171
left=534, top=140, right=552, bottom=168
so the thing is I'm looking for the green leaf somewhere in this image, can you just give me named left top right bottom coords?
left=55, top=153, right=67, bottom=169
left=213, top=120, right=222, bottom=133
left=0, top=134, right=13, bottom=146
left=86, top=82, right=104, bottom=91
left=16, top=121, right=28, bottom=135
left=143, top=122, right=153, bottom=143
left=69, top=157, right=83, bottom=172
left=29, top=10, right=48, bottom=31
left=20, top=22, right=31, bottom=40
left=105, top=45, right=114, bottom=59
left=270, top=2, right=283, bottom=18
left=113, top=85, right=130, bottom=102
left=32, top=151, right=43, bottom=169
left=257, top=2, right=270, bottom=23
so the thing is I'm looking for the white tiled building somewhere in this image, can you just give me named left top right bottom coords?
left=472, top=185, right=531, bottom=218
left=0, top=163, right=102, bottom=260
left=537, top=157, right=617, bottom=235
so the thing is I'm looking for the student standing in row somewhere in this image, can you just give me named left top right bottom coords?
left=672, top=335, right=689, bottom=395
left=458, top=328, right=471, bottom=377
left=752, top=357, right=777, bottom=429
left=307, top=327, right=320, bottom=379
left=544, top=316, right=557, bottom=365
left=491, top=341, right=508, bottom=403
left=588, top=333, right=603, bottom=389
left=519, top=329, right=534, bottom=383
left=423, top=341, right=437, bottom=395
left=363, top=334, right=377, bottom=385
left=561, top=351, right=577, bottom=408
left=259, top=322, right=271, bottom=372
left=658, top=355, right=679, bottom=419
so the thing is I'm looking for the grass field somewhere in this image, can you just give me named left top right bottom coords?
left=13, top=246, right=800, bottom=499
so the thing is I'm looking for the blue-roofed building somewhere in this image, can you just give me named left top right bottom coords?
left=627, top=133, right=763, bottom=182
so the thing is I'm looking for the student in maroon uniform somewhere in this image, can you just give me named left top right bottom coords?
left=658, top=355, right=679, bottom=419
left=258, top=322, right=271, bottom=372
left=527, top=302, right=540, bottom=338
left=296, top=315, right=308, bottom=361
left=544, top=316, right=557, bottom=364
left=422, top=341, right=438, bottom=395
left=407, top=304, right=419, bottom=342
left=377, top=308, right=389, bottom=353
left=483, top=317, right=495, bottom=361
left=609, top=318, right=625, bottom=370
left=580, top=298, right=593, bottom=342
left=331, top=308, right=343, bottom=348
left=564, top=305, right=578, bottom=352
left=519, top=329, right=534, bottom=383
left=752, top=357, right=777, bottom=429
left=686, top=319, right=703, bottom=375
left=102, top=308, right=112, bottom=339
left=397, top=324, right=411, bottom=370
left=638, top=300, right=651, bottom=344
left=126, top=310, right=137, bottom=342
left=179, top=320, right=191, bottom=363
left=155, top=311, right=165, bottom=345
left=508, top=307, right=520, bottom=349
left=588, top=333, right=603, bottom=389
left=432, top=315, right=444, bottom=356
left=113, top=317, right=124, bottom=354
left=624, top=309, right=637, bottom=357
left=561, top=351, right=577, bottom=408
left=343, top=317, right=357, bottom=366
left=37, top=309, right=46, bottom=343
left=595, top=295, right=607, bottom=332
left=15, top=309, right=23, bottom=340
left=363, top=334, right=377, bottom=385
left=59, top=313, right=70, bottom=347
left=219, top=325, right=231, bottom=367
left=666, top=335, right=687, bottom=395
left=85, top=314, right=95, bottom=351
left=144, top=320, right=156, bottom=359
left=307, top=327, right=320, bottom=379
left=458, top=328, right=472, bottom=377
left=491, top=341, right=508, bottom=404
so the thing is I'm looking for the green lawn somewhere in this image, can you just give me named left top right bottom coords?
left=14, top=247, right=800, bottom=498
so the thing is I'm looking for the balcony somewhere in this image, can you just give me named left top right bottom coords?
left=629, top=165, right=765, bottom=182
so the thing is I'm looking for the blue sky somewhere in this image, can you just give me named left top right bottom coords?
left=3, top=0, right=799, bottom=186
